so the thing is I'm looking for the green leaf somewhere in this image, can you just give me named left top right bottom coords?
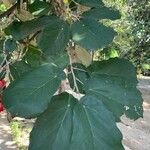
left=84, top=58, right=143, bottom=121
left=4, top=39, right=17, bottom=53
left=72, top=95, right=124, bottom=150
left=37, top=19, right=70, bottom=56
left=106, top=48, right=119, bottom=58
left=5, top=15, right=58, bottom=40
left=82, top=7, right=121, bottom=20
left=10, top=60, right=32, bottom=80
left=29, top=93, right=124, bottom=150
left=3, top=63, right=65, bottom=118
left=74, top=0, right=104, bottom=7
left=46, top=52, right=69, bottom=69
left=28, top=0, right=51, bottom=17
left=24, top=45, right=45, bottom=68
left=29, top=93, right=76, bottom=150
left=71, top=18, right=116, bottom=51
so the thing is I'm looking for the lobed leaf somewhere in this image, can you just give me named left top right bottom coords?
left=29, top=93, right=124, bottom=150
left=84, top=58, right=143, bottom=121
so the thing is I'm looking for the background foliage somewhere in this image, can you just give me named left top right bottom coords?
left=97, top=0, right=150, bottom=75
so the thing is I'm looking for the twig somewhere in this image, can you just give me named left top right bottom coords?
left=0, top=3, right=17, bottom=19
left=73, top=67, right=87, bottom=72
left=29, top=31, right=41, bottom=42
left=0, top=57, right=16, bottom=74
left=5, top=56, right=14, bottom=81
left=71, top=14, right=80, bottom=21
left=0, top=53, right=7, bottom=74
left=19, top=30, right=41, bottom=45
left=0, top=56, right=6, bottom=68
left=67, top=47, right=79, bottom=93
left=76, top=77, right=84, bottom=85
left=0, top=0, right=29, bottom=19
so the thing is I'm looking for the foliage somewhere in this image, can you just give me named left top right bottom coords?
left=99, top=0, right=150, bottom=75
left=0, top=0, right=143, bottom=150
left=126, top=0, right=150, bottom=74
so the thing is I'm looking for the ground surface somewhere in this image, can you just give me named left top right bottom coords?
left=0, top=112, right=17, bottom=150
left=0, top=77, right=150, bottom=150
left=118, top=76, right=150, bottom=150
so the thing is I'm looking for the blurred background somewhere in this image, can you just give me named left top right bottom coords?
left=96, top=0, right=150, bottom=76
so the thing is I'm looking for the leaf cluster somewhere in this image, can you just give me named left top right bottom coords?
left=0, top=0, right=143, bottom=149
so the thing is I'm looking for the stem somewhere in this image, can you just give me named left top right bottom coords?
left=0, top=0, right=29, bottom=19
left=73, top=67, right=87, bottom=72
left=76, top=77, right=83, bottom=85
left=0, top=3, right=17, bottom=19
left=67, top=45, right=79, bottom=93
left=3, top=53, right=14, bottom=81
left=19, top=30, right=41, bottom=45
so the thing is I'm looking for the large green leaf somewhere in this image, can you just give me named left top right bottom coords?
left=29, top=93, right=124, bottom=150
left=29, top=93, right=75, bottom=150
left=5, top=15, right=58, bottom=40
left=3, top=63, right=65, bottom=118
left=82, top=7, right=121, bottom=20
left=84, top=58, right=143, bottom=120
left=37, top=19, right=70, bottom=56
left=71, top=18, right=116, bottom=51
left=74, top=0, right=104, bottom=7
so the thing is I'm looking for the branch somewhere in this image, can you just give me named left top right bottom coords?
left=0, top=3, right=17, bottom=19
left=0, top=0, right=29, bottom=19
left=19, top=30, right=41, bottom=45
left=67, top=46, right=79, bottom=93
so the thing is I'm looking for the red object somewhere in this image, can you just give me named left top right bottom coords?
left=0, top=102, right=4, bottom=112
left=0, top=79, right=6, bottom=90
left=0, top=79, right=6, bottom=112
